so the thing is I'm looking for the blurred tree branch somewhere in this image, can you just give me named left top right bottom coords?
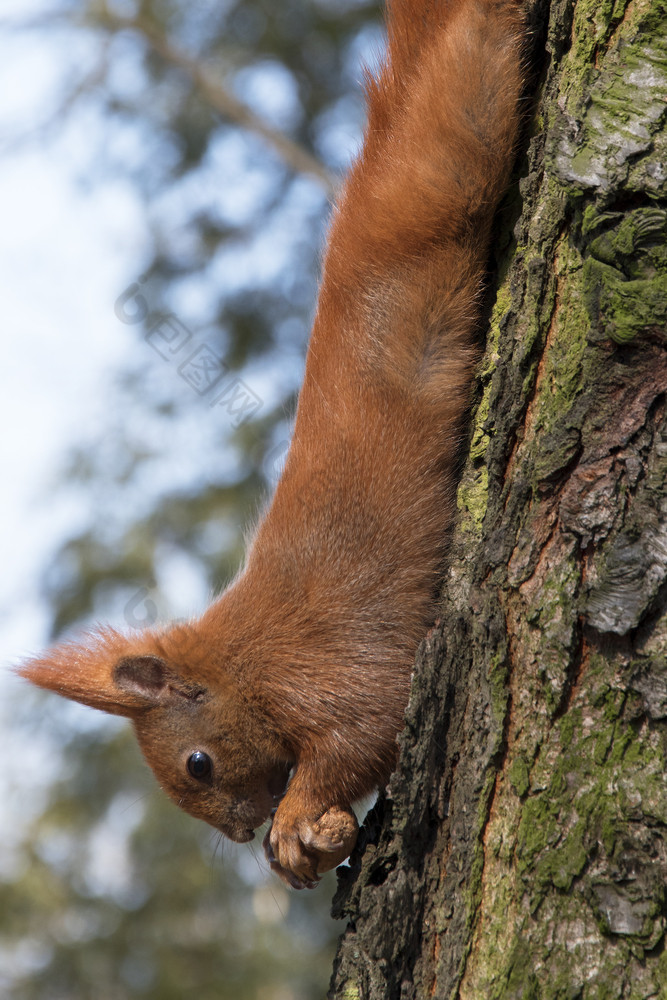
left=99, top=9, right=337, bottom=196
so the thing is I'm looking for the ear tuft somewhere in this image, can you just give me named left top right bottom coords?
left=18, top=627, right=168, bottom=718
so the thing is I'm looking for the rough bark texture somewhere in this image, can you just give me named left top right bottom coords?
left=328, top=0, right=667, bottom=996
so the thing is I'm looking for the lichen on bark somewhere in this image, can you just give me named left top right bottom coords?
left=328, top=1, right=667, bottom=997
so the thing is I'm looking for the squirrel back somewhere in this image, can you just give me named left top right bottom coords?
left=20, top=0, right=527, bottom=889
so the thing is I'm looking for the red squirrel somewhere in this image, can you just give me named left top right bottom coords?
left=20, top=0, right=526, bottom=890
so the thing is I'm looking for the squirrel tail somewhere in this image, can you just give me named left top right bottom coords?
left=315, top=0, right=526, bottom=403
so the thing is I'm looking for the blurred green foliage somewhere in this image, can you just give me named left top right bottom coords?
left=3, top=0, right=383, bottom=996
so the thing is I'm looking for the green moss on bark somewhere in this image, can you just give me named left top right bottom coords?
left=458, top=284, right=514, bottom=532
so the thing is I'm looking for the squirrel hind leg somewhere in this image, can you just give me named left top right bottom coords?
left=354, top=258, right=485, bottom=406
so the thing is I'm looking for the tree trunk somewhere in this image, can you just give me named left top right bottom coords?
left=328, top=0, right=667, bottom=996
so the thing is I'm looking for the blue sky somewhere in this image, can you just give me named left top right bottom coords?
left=0, top=14, right=157, bottom=881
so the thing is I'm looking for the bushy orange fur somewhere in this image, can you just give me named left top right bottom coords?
left=20, top=0, right=526, bottom=888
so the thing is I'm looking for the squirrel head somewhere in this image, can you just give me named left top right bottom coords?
left=18, top=624, right=294, bottom=844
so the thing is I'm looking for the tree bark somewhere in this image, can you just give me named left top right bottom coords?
left=328, top=0, right=667, bottom=996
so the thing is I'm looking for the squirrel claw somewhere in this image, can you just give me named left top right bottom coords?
left=263, top=804, right=359, bottom=888
left=262, top=827, right=320, bottom=889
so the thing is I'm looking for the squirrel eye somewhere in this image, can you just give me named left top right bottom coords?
left=187, top=751, right=212, bottom=782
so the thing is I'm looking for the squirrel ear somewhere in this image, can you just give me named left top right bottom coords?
left=112, top=655, right=169, bottom=700
left=17, top=628, right=171, bottom=718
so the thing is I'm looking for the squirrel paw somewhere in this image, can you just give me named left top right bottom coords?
left=263, top=805, right=359, bottom=890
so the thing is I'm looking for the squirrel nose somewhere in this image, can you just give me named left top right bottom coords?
left=220, top=825, right=255, bottom=844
